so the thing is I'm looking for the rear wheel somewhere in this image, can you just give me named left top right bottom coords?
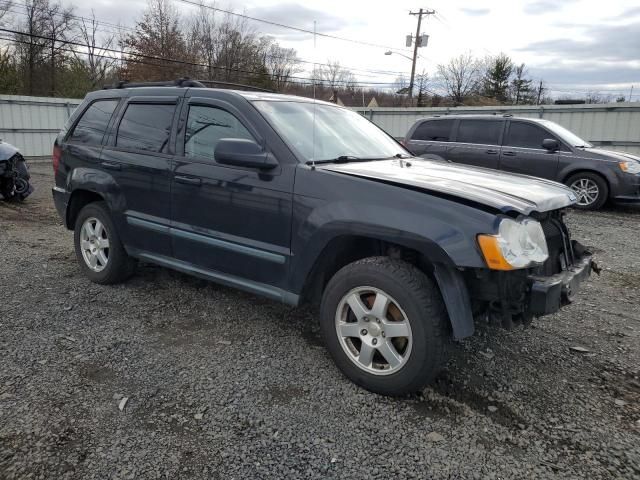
left=566, top=172, right=608, bottom=210
left=74, top=202, right=136, bottom=284
left=320, top=257, right=449, bottom=396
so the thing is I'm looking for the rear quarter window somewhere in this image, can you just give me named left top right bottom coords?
left=116, top=103, right=176, bottom=153
left=67, top=99, right=119, bottom=145
left=411, top=119, right=454, bottom=141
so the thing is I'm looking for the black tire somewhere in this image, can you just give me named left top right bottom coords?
left=566, top=172, right=608, bottom=210
left=74, top=201, right=137, bottom=284
left=319, top=257, right=449, bottom=396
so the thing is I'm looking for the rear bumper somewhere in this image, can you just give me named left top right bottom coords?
left=528, top=253, right=593, bottom=315
left=52, top=186, right=70, bottom=226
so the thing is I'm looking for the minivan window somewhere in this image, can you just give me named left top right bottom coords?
left=184, top=106, right=254, bottom=161
left=505, top=122, right=556, bottom=149
left=68, top=100, right=118, bottom=145
left=116, top=104, right=176, bottom=153
left=456, top=120, right=501, bottom=145
left=412, top=119, right=454, bottom=142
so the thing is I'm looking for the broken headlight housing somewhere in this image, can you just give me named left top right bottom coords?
left=477, top=217, right=549, bottom=270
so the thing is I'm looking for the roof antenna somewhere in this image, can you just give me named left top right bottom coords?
left=311, top=19, right=317, bottom=170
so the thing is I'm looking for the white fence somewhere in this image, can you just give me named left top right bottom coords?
left=1, top=94, right=640, bottom=157
left=0, top=95, right=81, bottom=157
left=354, top=103, right=640, bottom=155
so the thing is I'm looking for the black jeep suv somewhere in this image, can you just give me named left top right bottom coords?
left=52, top=81, right=594, bottom=395
left=404, top=114, right=640, bottom=210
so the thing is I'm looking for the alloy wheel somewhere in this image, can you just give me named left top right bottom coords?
left=335, top=286, right=413, bottom=376
left=80, top=217, right=110, bottom=272
left=569, top=178, right=600, bottom=206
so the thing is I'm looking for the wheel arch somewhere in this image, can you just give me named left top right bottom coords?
left=298, top=233, right=475, bottom=340
left=561, top=168, right=611, bottom=195
left=65, top=189, right=106, bottom=229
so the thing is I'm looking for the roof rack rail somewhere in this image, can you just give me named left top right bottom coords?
left=195, top=80, right=275, bottom=93
left=502, top=113, right=513, bottom=117
left=102, top=77, right=275, bottom=93
left=103, top=77, right=205, bottom=90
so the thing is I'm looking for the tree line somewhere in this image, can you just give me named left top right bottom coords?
left=0, top=0, right=622, bottom=105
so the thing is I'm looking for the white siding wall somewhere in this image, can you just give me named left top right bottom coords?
left=1, top=95, right=639, bottom=156
left=353, top=103, right=640, bottom=155
left=0, top=95, right=81, bottom=157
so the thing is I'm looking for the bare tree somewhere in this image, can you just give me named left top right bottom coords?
left=0, top=1, right=12, bottom=25
left=44, top=0, right=75, bottom=95
left=436, top=52, right=482, bottom=105
left=124, top=0, right=192, bottom=80
left=187, top=2, right=216, bottom=80
left=73, top=11, right=118, bottom=88
left=15, top=0, right=49, bottom=95
left=320, top=59, right=355, bottom=100
left=585, top=91, right=613, bottom=104
left=264, top=42, right=301, bottom=91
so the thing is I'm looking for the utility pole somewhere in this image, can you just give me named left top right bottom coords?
left=536, top=80, right=543, bottom=105
left=408, top=8, right=435, bottom=98
left=630, top=85, right=634, bottom=102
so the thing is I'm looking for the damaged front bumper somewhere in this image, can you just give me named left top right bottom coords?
left=528, top=253, right=594, bottom=316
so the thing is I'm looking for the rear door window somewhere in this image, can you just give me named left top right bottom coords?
left=456, top=120, right=501, bottom=145
left=68, top=99, right=118, bottom=145
left=184, top=105, right=254, bottom=161
left=411, top=119, right=454, bottom=141
left=505, top=122, right=556, bottom=149
left=116, top=103, right=176, bottom=153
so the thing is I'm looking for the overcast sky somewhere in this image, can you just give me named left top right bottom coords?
left=74, top=0, right=639, bottom=98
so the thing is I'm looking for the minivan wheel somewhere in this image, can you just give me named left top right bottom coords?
left=74, top=201, right=137, bottom=284
left=320, top=257, right=448, bottom=396
left=566, top=172, right=608, bottom=210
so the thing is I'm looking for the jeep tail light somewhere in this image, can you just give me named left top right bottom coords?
left=52, top=144, right=62, bottom=175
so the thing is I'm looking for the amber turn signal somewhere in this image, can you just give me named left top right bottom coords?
left=477, top=235, right=515, bottom=271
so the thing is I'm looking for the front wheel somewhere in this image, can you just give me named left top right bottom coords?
left=566, top=172, right=608, bottom=210
left=320, top=257, right=449, bottom=396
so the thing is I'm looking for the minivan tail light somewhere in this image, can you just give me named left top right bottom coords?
left=52, top=144, right=62, bottom=175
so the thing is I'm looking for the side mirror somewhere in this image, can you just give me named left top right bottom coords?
left=542, top=138, right=559, bottom=152
left=214, top=138, right=278, bottom=170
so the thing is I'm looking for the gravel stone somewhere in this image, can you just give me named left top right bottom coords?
left=0, top=164, right=639, bottom=479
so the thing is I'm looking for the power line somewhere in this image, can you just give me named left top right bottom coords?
left=2, top=1, right=410, bottom=79
left=0, top=28, right=404, bottom=88
left=173, top=0, right=413, bottom=54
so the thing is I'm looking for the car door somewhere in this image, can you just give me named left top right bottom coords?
left=100, top=94, right=181, bottom=257
left=447, top=119, right=504, bottom=169
left=405, top=118, right=454, bottom=159
left=170, top=97, right=294, bottom=292
left=500, top=121, right=561, bottom=179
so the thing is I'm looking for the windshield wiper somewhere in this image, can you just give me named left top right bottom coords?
left=307, top=155, right=384, bottom=165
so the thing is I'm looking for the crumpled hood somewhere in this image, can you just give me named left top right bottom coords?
left=320, top=158, right=578, bottom=215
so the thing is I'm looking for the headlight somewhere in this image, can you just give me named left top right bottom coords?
left=619, top=161, right=640, bottom=174
left=477, top=217, right=549, bottom=270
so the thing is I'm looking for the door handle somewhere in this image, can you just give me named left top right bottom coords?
left=502, top=151, right=516, bottom=156
left=101, top=161, right=121, bottom=171
left=174, top=175, right=202, bottom=186
left=485, top=149, right=498, bottom=155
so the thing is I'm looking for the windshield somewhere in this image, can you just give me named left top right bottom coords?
left=538, top=119, right=592, bottom=148
left=254, top=100, right=406, bottom=162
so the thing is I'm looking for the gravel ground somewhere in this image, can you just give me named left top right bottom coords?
left=1, top=163, right=639, bottom=479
